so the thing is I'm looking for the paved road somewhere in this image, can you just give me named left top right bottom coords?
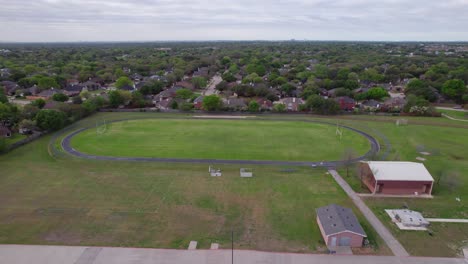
left=203, top=75, right=222, bottom=96
left=0, top=245, right=466, bottom=264
left=61, top=118, right=380, bottom=167
left=328, top=169, right=410, bottom=257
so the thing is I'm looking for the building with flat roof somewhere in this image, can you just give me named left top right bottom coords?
left=360, top=161, right=434, bottom=195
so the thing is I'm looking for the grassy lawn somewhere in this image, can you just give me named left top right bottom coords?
left=0, top=131, right=388, bottom=254
left=1, top=112, right=467, bottom=256
left=70, top=118, right=370, bottom=161
left=437, top=109, right=468, bottom=120
left=5, top=133, right=27, bottom=146
left=329, top=116, right=468, bottom=257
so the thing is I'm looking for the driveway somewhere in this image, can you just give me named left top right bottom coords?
left=328, top=169, right=409, bottom=257
left=203, top=75, right=222, bottom=96
left=0, top=245, right=465, bottom=264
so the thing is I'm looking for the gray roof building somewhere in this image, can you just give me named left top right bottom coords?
left=316, top=204, right=366, bottom=237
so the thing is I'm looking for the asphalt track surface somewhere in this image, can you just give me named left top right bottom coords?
left=61, top=118, right=380, bottom=167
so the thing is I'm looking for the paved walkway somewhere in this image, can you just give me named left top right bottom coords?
left=1, top=245, right=466, bottom=264
left=357, top=193, right=433, bottom=199
left=441, top=113, right=468, bottom=122
left=426, top=218, right=468, bottom=223
left=328, top=170, right=410, bottom=257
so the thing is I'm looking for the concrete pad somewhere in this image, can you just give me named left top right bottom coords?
left=385, top=210, right=428, bottom=231
left=420, top=151, right=431, bottom=155
left=328, top=246, right=353, bottom=255
left=188, top=241, right=197, bottom=250
left=426, top=218, right=468, bottom=223
left=210, top=243, right=219, bottom=250
left=416, top=157, right=426, bottom=161
left=463, top=248, right=468, bottom=258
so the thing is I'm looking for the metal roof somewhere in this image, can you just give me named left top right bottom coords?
left=316, top=204, right=367, bottom=237
left=363, top=161, right=434, bottom=182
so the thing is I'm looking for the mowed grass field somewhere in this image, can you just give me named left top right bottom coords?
left=1, top=112, right=467, bottom=257
left=71, top=118, right=370, bottom=161
left=332, top=116, right=468, bottom=257
left=0, top=131, right=388, bottom=254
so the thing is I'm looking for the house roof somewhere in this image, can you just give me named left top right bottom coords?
left=362, top=161, right=434, bottom=182
left=0, top=125, right=11, bottom=136
left=316, top=204, right=366, bottom=237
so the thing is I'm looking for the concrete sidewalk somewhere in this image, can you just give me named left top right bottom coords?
left=328, top=170, right=410, bottom=257
left=0, top=245, right=466, bottom=264
left=426, top=218, right=468, bottom=223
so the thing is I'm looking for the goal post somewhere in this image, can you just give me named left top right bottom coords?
left=335, top=123, right=343, bottom=140
left=96, top=119, right=108, bottom=135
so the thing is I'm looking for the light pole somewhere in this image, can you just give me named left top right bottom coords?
left=231, top=229, right=234, bottom=264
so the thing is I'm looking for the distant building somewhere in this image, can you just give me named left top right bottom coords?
left=316, top=204, right=367, bottom=247
left=360, top=161, right=434, bottom=195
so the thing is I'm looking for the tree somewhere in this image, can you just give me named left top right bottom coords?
left=38, top=77, right=59, bottom=89
left=52, top=93, right=69, bottom=102
left=365, top=87, right=388, bottom=100
left=31, top=99, right=46, bottom=109
left=18, top=119, right=36, bottom=132
left=131, top=91, right=145, bottom=107
left=175, top=88, right=194, bottom=99
left=21, top=104, right=39, bottom=119
left=0, top=89, right=7, bottom=104
left=215, top=81, right=228, bottom=91
left=139, top=81, right=164, bottom=95
left=442, top=79, right=466, bottom=103
left=248, top=100, right=260, bottom=112
left=273, top=103, right=286, bottom=112
left=115, top=76, right=133, bottom=89
left=108, top=90, right=125, bottom=107
left=35, top=109, right=67, bottom=131
left=406, top=79, right=438, bottom=102
left=192, top=77, right=207, bottom=89
left=202, top=95, right=222, bottom=111
left=72, top=96, right=82, bottom=104
left=342, top=148, right=358, bottom=177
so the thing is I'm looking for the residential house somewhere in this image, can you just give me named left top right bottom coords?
left=0, top=68, right=11, bottom=78
left=223, top=98, right=247, bottom=111
left=0, top=125, right=11, bottom=138
left=334, top=96, right=355, bottom=111
left=360, top=100, right=381, bottom=111
left=156, top=99, right=173, bottom=110
left=175, top=81, right=194, bottom=90
left=36, top=88, right=61, bottom=100
left=83, top=80, right=101, bottom=91
left=193, top=96, right=204, bottom=109
left=1, top=81, right=19, bottom=95
left=192, top=67, right=209, bottom=78
left=153, top=86, right=182, bottom=103
left=119, top=84, right=135, bottom=92
left=382, top=97, right=406, bottom=112
left=64, top=84, right=84, bottom=97
left=277, top=97, right=304, bottom=111
left=256, top=98, right=273, bottom=110
left=316, top=204, right=367, bottom=247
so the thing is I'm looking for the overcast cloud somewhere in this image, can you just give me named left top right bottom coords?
left=1, top=0, right=467, bottom=42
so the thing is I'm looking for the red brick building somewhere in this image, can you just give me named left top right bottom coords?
left=316, top=204, right=367, bottom=247
left=360, top=161, right=434, bottom=195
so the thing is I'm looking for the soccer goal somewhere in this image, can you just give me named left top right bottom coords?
left=396, top=119, right=408, bottom=126
left=335, top=123, right=343, bottom=140
left=96, top=119, right=108, bottom=135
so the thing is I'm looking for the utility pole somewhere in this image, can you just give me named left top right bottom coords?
left=231, top=229, right=234, bottom=264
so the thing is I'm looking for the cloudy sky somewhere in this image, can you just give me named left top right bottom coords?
left=1, top=0, right=467, bottom=42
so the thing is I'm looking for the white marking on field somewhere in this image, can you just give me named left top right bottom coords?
left=193, top=115, right=254, bottom=119
left=416, top=157, right=426, bottom=161
left=420, top=152, right=431, bottom=156
left=188, top=241, right=197, bottom=250
left=210, top=243, right=219, bottom=250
